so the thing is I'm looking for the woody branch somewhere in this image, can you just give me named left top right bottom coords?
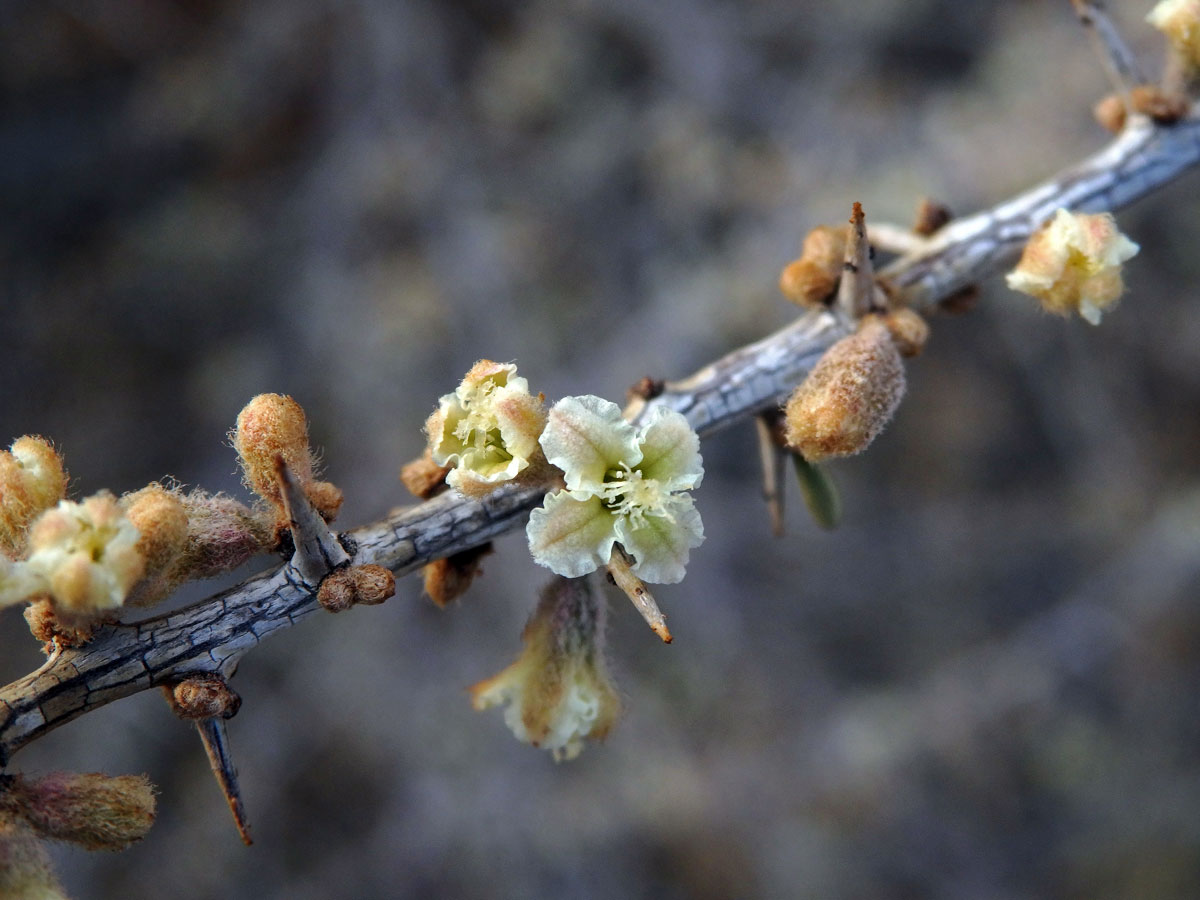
left=1, top=102, right=1197, bottom=765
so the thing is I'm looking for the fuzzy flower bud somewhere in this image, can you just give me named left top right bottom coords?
left=1005, top=208, right=1139, bottom=324
left=234, top=394, right=343, bottom=523
left=174, top=490, right=274, bottom=578
left=0, top=437, right=68, bottom=559
left=1148, top=0, right=1200, bottom=70
left=784, top=316, right=906, bottom=462
left=470, top=576, right=620, bottom=762
left=120, top=484, right=189, bottom=608
left=426, top=360, right=548, bottom=497
left=527, top=396, right=704, bottom=584
left=0, top=820, right=68, bottom=900
left=779, top=224, right=848, bottom=308
left=2, top=772, right=156, bottom=852
left=1, top=493, right=144, bottom=613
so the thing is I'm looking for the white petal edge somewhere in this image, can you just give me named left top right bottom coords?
left=635, top=406, right=704, bottom=491
left=540, top=395, right=640, bottom=494
left=613, top=495, right=704, bottom=584
left=526, top=491, right=618, bottom=578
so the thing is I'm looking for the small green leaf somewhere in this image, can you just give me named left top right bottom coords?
left=792, top=455, right=841, bottom=530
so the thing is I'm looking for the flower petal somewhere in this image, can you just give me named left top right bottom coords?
left=526, top=491, right=618, bottom=578
left=635, top=406, right=704, bottom=491
left=540, top=395, right=640, bottom=493
left=614, top=495, right=704, bottom=584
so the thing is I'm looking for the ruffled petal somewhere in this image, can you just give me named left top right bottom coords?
left=526, top=491, right=618, bottom=578
left=540, top=396, right=640, bottom=493
left=613, top=495, right=704, bottom=584
left=635, top=406, right=704, bottom=491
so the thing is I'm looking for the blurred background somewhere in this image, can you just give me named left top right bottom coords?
left=3, top=0, right=1200, bottom=897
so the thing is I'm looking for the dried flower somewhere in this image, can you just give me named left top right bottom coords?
left=784, top=316, right=906, bottom=462
left=527, top=396, right=704, bottom=584
left=470, top=576, right=620, bottom=762
left=1, top=493, right=144, bottom=613
left=1148, top=0, right=1200, bottom=70
left=1004, top=208, right=1139, bottom=324
left=0, top=437, right=68, bottom=559
left=426, top=360, right=547, bottom=496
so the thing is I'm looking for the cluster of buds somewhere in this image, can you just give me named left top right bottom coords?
left=778, top=225, right=848, bottom=308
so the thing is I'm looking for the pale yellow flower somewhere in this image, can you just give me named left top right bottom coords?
left=0, top=493, right=144, bottom=612
left=1005, top=208, right=1139, bottom=324
left=527, top=395, right=704, bottom=583
left=426, top=360, right=546, bottom=495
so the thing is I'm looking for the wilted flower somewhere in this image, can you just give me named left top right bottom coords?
left=470, top=576, right=620, bottom=762
left=0, top=493, right=144, bottom=612
left=426, top=360, right=547, bottom=496
left=1005, top=208, right=1139, bottom=324
left=527, top=395, right=704, bottom=584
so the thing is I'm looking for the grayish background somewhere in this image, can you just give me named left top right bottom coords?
left=3, top=1, right=1200, bottom=897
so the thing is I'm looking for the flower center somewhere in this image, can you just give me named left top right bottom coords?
left=599, top=464, right=672, bottom=527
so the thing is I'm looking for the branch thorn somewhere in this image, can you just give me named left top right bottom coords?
left=275, top=455, right=350, bottom=583
left=606, top=549, right=672, bottom=643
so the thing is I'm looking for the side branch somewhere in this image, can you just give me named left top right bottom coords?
left=2, top=110, right=1198, bottom=765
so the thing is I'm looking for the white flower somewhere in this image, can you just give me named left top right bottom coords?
left=426, top=360, right=546, bottom=495
left=1005, top=208, right=1139, bottom=325
left=0, top=493, right=144, bottom=612
left=527, top=395, right=704, bottom=583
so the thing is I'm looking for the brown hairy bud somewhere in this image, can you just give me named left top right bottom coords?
left=3, top=772, right=156, bottom=852
left=779, top=224, right=848, bottom=307
left=1094, top=85, right=1190, bottom=133
left=784, top=316, right=906, bottom=462
left=0, top=436, right=68, bottom=559
left=423, top=543, right=493, bottom=608
left=318, top=565, right=396, bottom=612
left=120, top=484, right=189, bottom=608
left=0, top=819, right=69, bottom=900
left=912, top=198, right=952, bottom=237
left=233, top=394, right=343, bottom=524
left=23, top=597, right=108, bottom=650
left=882, top=308, right=930, bottom=358
left=167, top=674, right=241, bottom=720
left=400, top=449, right=450, bottom=499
